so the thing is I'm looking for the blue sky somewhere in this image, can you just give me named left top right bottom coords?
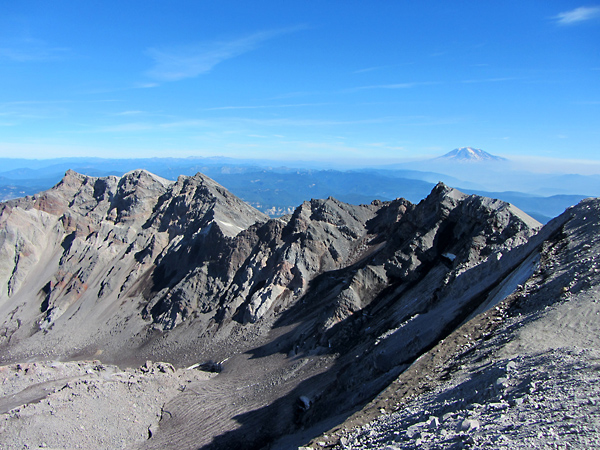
left=0, top=1, right=599, bottom=170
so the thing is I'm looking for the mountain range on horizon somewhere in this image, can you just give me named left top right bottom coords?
left=0, top=149, right=597, bottom=224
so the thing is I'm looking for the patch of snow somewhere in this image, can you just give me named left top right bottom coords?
left=442, top=252, right=456, bottom=262
left=216, top=220, right=244, bottom=236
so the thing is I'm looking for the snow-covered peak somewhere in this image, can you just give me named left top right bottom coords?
left=437, top=147, right=507, bottom=162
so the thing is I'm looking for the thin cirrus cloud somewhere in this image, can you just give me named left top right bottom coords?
left=0, top=38, right=70, bottom=62
left=344, top=82, right=438, bottom=93
left=114, top=110, right=146, bottom=116
left=461, top=77, right=521, bottom=84
left=94, top=119, right=214, bottom=133
left=145, top=27, right=303, bottom=82
left=204, top=103, right=332, bottom=111
left=0, top=100, right=72, bottom=120
left=353, top=64, right=405, bottom=74
left=93, top=115, right=412, bottom=134
left=553, top=6, right=600, bottom=25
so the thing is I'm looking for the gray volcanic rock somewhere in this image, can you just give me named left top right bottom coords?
left=0, top=170, right=268, bottom=363
left=140, top=196, right=381, bottom=335
left=9, top=169, right=597, bottom=450
left=309, top=197, right=600, bottom=450
left=138, top=182, right=542, bottom=449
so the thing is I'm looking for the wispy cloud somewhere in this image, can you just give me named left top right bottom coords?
left=98, top=117, right=395, bottom=131
left=353, top=64, right=409, bottom=74
left=353, top=66, right=388, bottom=74
left=204, top=102, right=331, bottom=111
left=461, top=77, right=521, bottom=84
left=133, top=82, right=159, bottom=89
left=345, top=82, right=438, bottom=93
left=145, top=27, right=303, bottom=82
left=237, top=117, right=396, bottom=127
left=232, top=115, right=461, bottom=128
left=365, top=142, right=406, bottom=151
left=114, top=110, right=145, bottom=116
left=159, top=119, right=213, bottom=129
left=553, top=6, right=600, bottom=25
left=79, top=82, right=159, bottom=95
left=0, top=38, right=70, bottom=62
left=97, top=123, right=156, bottom=132
left=0, top=100, right=72, bottom=120
left=94, top=119, right=213, bottom=133
left=87, top=112, right=461, bottom=136
left=271, top=90, right=327, bottom=100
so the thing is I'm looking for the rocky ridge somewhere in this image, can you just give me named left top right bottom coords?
left=0, top=170, right=596, bottom=449
left=307, top=196, right=600, bottom=449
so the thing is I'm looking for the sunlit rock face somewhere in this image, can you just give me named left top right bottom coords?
left=2, top=169, right=567, bottom=450
left=0, top=169, right=268, bottom=361
left=0, top=171, right=542, bottom=365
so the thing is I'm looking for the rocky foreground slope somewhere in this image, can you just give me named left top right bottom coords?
left=0, top=170, right=597, bottom=449
left=315, top=196, right=600, bottom=449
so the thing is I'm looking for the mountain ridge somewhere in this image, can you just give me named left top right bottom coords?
left=1, top=156, right=596, bottom=224
left=0, top=170, right=598, bottom=449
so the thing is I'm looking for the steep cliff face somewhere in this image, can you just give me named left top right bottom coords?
left=307, top=196, right=600, bottom=450
left=0, top=170, right=543, bottom=364
left=0, top=170, right=554, bottom=449
left=145, top=195, right=382, bottom=331
left=0, top=170, right=269, bottom=362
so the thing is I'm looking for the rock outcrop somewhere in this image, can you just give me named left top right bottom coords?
left=6, top=169, right=592, bottom=450
left=312, top=196, right=600, bottom=450
left=0, top=170, right=268, bottom=361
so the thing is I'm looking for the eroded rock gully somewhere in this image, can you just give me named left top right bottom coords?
left=0, top=170, right=596, bottom=449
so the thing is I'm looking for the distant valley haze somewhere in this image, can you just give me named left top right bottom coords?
left=1, top=147, right=597, bottom=224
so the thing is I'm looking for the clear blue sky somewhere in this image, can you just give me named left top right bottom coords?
left=1, top=1, right=599, bottom=168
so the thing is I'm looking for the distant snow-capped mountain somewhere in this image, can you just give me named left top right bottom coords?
left=437, top=147, right=507, bottom=162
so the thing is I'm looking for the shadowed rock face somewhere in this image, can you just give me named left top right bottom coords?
left=302, top=195, right=600, bottom=450
left=0, top=170, right=551, bottom=449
